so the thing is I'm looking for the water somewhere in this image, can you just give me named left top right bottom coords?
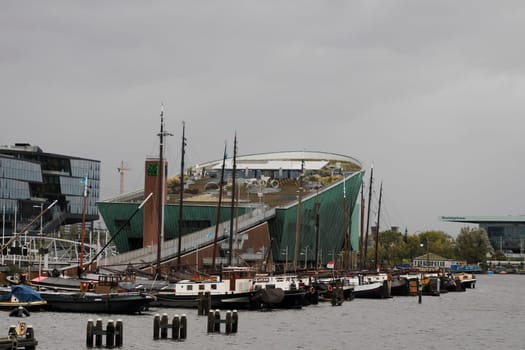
left=2, top=274, right=524, bottom=350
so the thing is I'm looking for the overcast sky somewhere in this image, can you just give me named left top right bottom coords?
left=2, top=1, right=524, bottom=235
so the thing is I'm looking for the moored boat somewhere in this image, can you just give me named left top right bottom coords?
left=251, top=274, right=306, bottom=309
left=39, top=290, right=153, bottom=314
left=0, top=284, right=47, bottom=312
left=351, top=273, right=391, bottom=299
left=452, top=272, right=476, bottom=289
left=151, top=267, right=256, bottom=309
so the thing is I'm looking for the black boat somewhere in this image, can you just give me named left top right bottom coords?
left=39, top=290, right=153, bottom=314
left=250, top=274, right=306, bottom=309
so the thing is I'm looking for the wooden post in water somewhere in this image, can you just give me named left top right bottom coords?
left=95, top=319, right=103, bottom=347
left=418, top=278, right=422, bottom=304
left=115, top=319, right=123, bottom=347
left=106, top=320, right=115, bottom=349
left=160, top=314, right=169, bottom=339
left=86, top=319, right=94, bottom=348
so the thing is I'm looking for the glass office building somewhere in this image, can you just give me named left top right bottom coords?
left=0, top=143, right=100, bottom=236
left=441, top=216, right=525, bottom=254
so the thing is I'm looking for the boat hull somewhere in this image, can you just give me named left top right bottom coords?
left=40, top=291, right=153, bottom=314
left=152, top=291, right=254, bottom=309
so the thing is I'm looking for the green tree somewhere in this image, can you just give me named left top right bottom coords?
left=376, top=229, right=406, bottom=268
left=418, top=230, right=455, bottom=258
left=455, top=227, right=492, bottom=264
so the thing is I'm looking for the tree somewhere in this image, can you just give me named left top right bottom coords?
left=455, top=227, right=492, bottom=264
left=376, top=229, right=406, bottom=268
left=418, top=230, right=455, bottom=258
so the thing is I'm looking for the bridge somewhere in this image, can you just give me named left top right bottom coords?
left=0, top=205, right=275, bottom=276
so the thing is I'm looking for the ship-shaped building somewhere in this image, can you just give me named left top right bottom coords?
left=97, top=151, right=365, bottom=273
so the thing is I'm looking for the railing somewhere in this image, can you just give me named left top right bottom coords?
left=102, top=206, right=275, bottom=268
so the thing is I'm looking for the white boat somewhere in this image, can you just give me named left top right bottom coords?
left=152, top=267, right=256, bottom=309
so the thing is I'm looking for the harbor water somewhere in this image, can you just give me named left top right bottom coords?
left=2, top=274, right=523, bottom=350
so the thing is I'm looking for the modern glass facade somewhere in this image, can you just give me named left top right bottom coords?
left=441, top=216, right=525, bottom=254
left=0, top=144, right=100, bottom=235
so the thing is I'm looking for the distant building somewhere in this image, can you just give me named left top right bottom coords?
left=412, top=252, right=457, bottom=269
left=440, top=216, right=525, bottom=254
left=0, top=143, right=100, bottom=237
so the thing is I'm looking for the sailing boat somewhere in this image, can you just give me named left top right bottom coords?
left=32, top=108, right=176, bottom=313
left=152, top=134, right=261, bottom=309
left=34, top=177, right=155, bottom=313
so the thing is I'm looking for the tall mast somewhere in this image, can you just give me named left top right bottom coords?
left=374, top=182, right=383, bottom=271
left=293, top=160, right=304, bottom=271
left=228, top=133, right=237, bottom=266
left=156, top=104, right=172, bottom=279
left=359, top=179, right=365, bottom=269
left=314, top=187, right=320, bottom=269
left=79, top=175, right=88, bottom=275
left=177, top=121, right=186, bottom=270
left=212, top=142, right=227, bottom=270
left=363, top=164, right=374, bottom=269
left=342, top=176, right=348, bottom=270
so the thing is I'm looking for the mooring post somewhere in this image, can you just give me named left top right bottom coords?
left=153, top=314, right=160, bottom=340
left=206, top=309, right=239, bottom=334
left=225, top=311, right=232, bottom=334
left=172, top=314, right=180, bottom=340
left=205, top=291, right=211, bottom=313
left=207, top=310, right=215, bottom=333
left=418, top=278, right=422, bottom=304
left=161, top=313, right=169, bottom=339
left=232, top=310, right=238, bottom=333
left=198, top=292, right=203, bottom=315
left=214, top=309, right=221, bottom=333
left=180, top=314, right=187, bottom=339
left=86, top=319, right=94, bottom=348
left=115, top=319, right=123, bottom=347
left=106, top=320, right=115, bottom=349
left=95, top=319, right=103, bottom=347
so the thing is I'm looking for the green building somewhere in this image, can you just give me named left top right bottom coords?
left=97, top=151, right=365, bottom=267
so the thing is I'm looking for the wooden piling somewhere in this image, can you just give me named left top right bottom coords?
left=214, top=310, right=221, bottom=333
left=172, top=315, right=180, bottom=340
left=225, top=311, right=232, bottom=334
left=153, top=314, right=160, bottom=340
left=180, top=314, right=187, bottom=339
left=86, top=319, right=94, bottom=348
left=418, top=279, right=422, bottom=304
left=160, top=314, right=169, bottom=339
left=106, top=320, right=115, bottom=348
left=153, top=313, right=188, bottom=341
left=115, top=319, right=123, bottom=347
left=207, top=311, right=214, bottom=333
left=206, top=309, right=239, bottom=334
left=232, top=310, right=238, bottom=333
left=95, top=319, right=103, bottom=347
left=198, top=291, right=211, bottom=315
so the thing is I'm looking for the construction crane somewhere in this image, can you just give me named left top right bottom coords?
left=117, top=161, right=130, bottom=194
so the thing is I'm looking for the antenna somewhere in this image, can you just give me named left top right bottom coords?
left=117, top=161, right=130, bottom=194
